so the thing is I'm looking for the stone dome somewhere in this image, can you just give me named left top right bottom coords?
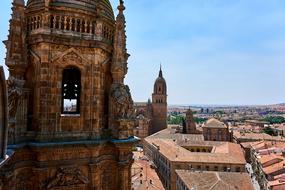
left=27, top=0, right=114, bottom=21
left=203, top=118, right=227, bottom=128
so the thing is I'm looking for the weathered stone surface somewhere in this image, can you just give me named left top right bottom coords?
left=0, top=0, right=136, bottom=189
left=0, top=67, right=8, bottom=159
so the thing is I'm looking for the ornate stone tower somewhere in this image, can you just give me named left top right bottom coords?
left=0, top=0, right=136, bottom=189
left=185, top=109, right=199, bottom=134
left=151, top=66, right=167, bottom=134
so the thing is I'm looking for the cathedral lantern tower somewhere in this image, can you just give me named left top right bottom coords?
left=0, top=0, right=136, bottom=189
left=151, top=66, right=167, bottom=134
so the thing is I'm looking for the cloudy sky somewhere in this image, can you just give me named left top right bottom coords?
left=1, top=0, right=285, bottom=105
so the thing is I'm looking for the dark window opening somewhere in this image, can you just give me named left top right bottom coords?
left=62, top=67, right=81, bottom=114
left=236, top=167, right=241, bottom=172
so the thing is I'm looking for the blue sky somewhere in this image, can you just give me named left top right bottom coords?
left=1, top=0, right=285, bottom=105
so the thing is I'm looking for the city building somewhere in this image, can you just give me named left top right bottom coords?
left=0, top=0, right=137, bottom=189
left=233, top=131, right=285, bottom=143
left=183, top=109, right=202, bottom=134
left=202, top=118, right=233, bottom=142
left=176, top=170, right=254, bottom=190
left=249, top=141, right=285, bottom=190
left=134, top=67, right=168, bottom=138
left=134, top=114, right=151, bottom=139
left=143, top=127, right=248, bottom=190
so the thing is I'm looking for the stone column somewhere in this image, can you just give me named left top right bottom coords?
left=0, top=67, right=8, bottom=159
left=117, top=146, right=134, bottom=190
left=119, top=163, right=132, bottom=190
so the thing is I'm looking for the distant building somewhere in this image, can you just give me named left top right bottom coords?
left=245, top=120, right=270, bottom=128
left=202, top=118, right=233, bottom=142
left=233, top=131, right=285, bottom=143
left=144, top=127, right=248, bottom=190
left=134, top=67, right=167, bottom=138
left=183, top=109, right=202, bottom=134
left=249, top=141, right=285, bottom=190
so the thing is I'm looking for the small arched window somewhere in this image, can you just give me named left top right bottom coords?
left=62, top=67, right=81, bottom=114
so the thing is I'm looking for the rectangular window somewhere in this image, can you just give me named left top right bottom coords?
left=62, top=67, right=81, bottom=114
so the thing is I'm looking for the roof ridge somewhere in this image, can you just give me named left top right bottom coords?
left=209, top=173, right=231, bottom=190
left=209, top=173, right=220, bottom=190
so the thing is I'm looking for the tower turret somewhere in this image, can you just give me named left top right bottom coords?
left=185, top=109, right=197, bottom=134
left=0, top=0, right=137, bottom=189
left=151, top=66, right=167, bottom=134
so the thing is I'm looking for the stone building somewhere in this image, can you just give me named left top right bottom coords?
left=202, top=118, right=233, bottom=142
left=133, top=67, right=168, bottom=138
left=133, top=114, right=151, bottom=139
left=143, top=128, right=248, bottom=190
left=0, top=0, right=137, bottom=189
left=182, top=109, right=202, bottom=134
left=151, top=66, right=168, bottom=134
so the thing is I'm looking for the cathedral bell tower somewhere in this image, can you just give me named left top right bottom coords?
left=151, top=66, right=167, bottom=134
left=0, top=0, right=137, bottom=189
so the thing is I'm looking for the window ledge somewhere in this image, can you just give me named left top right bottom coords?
left=61, top=114, right=80, bottom=117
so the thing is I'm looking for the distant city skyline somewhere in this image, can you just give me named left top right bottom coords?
left=1, top=0, right=285, bottom=105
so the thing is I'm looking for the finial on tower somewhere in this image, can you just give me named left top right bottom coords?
left=13, top=0, right=25, bottom=6
left=159, top=64, right=163, bottom=78
left=118, top=0, right=125, bottom=13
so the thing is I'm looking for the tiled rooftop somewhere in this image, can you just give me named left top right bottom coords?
left=176, top=170, right=254, bottom=190
left=145, top=138, right=246, bottom=164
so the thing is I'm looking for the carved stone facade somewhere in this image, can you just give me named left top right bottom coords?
left=0, top=0, right=136, bottom=189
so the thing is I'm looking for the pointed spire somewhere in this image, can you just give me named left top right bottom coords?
left=159, top=64, right=163, bottom=78
left=111, top=0, right=128, bottom=84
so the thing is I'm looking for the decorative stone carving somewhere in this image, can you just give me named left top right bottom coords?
left=46, top=167, right=89, bottom=189
left=7, top=76, right=24, bottom=119
left=110, top=84, right=134, bottom=119
left=15, top=169, right=35, bottom=190
left=111, top=0, right=129, bottom=84
left=117, top=119, right=134, bottom=140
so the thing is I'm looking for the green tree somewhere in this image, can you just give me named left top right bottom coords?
left=263, top=116, right=285, bottom=124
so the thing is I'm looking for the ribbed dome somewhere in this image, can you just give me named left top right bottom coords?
left=27, top=0, right=114, bottom=21
left=203, top=118, right=227, bottom=128
left=155, top=76, right=166, bottom=84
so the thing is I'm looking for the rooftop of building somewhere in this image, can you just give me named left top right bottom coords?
left=145, top=137, right=246, bottom=165
left=250, top=140, right=285, bottom=151
left=27, top=0, right=115, bottom=21
left=203, top=118, right=228, bottom=129
left=134, top=102, right=148, bottom=107
left=262, top=160, right=285, bottom=175
left=175, top=170, right=254, bottom=190
left=148, top=127, right=205, bottom=142
left=233, top=131, right=276, bottom=141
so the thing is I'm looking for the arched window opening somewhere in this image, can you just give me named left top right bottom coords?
left=76, top=19, right=81, bottom=32
left=62, top=67, right=81, bottom=114
left=50, top=16, right=54, bottom=28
